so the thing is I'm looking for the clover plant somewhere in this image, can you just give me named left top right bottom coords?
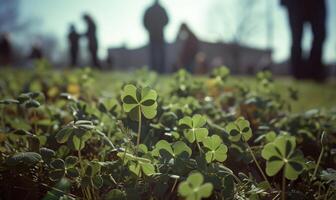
left=226, top=117, right=252, bottom=142
left=262, top=134, right=305, bottom=199
left=202, top=135, right=228, bottom=163
left=226, top=117, right=271, bottom=188
left=178, top=172, right=213, bottom=200
left=121, top=84, right=158, bottom=152
left=179, top=114, right=208, bottom=143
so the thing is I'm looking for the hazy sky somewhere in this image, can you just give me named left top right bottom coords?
left=20, top=0, right=336, bottom=63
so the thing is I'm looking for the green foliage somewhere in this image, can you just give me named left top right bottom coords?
left=178, top=172, right=213, bottom=200
left=6, top=152, right=42, bottom=166
left=261, top=135, right=305, bottom=180
left=226, top=117, right=252, bottom=142
left=0, top=67, right=335, bottom=200
left=210, top=66, right=230, bottom=82
left=202, top=135, right=228, bottom=163
left=121, top=84, right=158, bottom=121
left=152, top=140, right=192, bottom=158
left=55, top=120, right=94, bottom=150
left=179, top=114, right=208, bottom=143
left=117, top=152, right=156, bottom=177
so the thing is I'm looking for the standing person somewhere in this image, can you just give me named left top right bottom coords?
left=82, top=13, right=100, bottom=69
left=177, top=23, right=199, bottom=73
left=68, top=24, right=80, bottom=67
left=281, top=0, right=327, bottom=81
left=0, top=33, right=12, bottom=66
left=143, top=0, right=169, bottom=73
left=29, top=43, right=43, bottom=60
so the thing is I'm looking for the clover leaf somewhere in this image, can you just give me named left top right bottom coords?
left=81, top=162, right=104, bottom=189
left=202, top=135, right=228, bottom=163
left=179, top=114, right=208, bottom=143
left=178, top=172, right=213, bottom=200
left=117, top=152, right=156, bottom=177
left=55, top=120, right=94, bottom=151
left=225, top=118, right=252, bottom=142
left=261, top=135, right=305, bottom=180
left=6, top=152, right=42, bottom=167
left=49, top=157, right=80, bottom=181
left=121, top=84, right=158, bottom=121
left=152, top=140, right=192, bottom=158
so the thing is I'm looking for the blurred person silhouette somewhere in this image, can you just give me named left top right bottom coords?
left=281, top=0, right=327, bottom=81
left=194, top=52, right=209, bottom=74
left=29, top=43, right=43, bottom=60
left=0, top=33, right=12, bottom=66
left=82, top=13, right=100, bottom=69
left=177, top=23, right=199, bottom=73
left=143, top=0, right=169, bottom=73
left=68, top=24, right=80, bottom=67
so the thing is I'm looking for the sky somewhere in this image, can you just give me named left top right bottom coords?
left=19, top=0, right=336, bottom=63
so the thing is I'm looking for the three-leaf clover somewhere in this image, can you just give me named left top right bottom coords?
left=225, top=118, right=252, bottom=142
left=55, top=120, right=94, bottom=151
left=121, top=84, right=158, bottom=121
left=261, top=135, right=305, bottom=180
left=202, top=135, right=228, bottom=163
left=49, top=156, right=79, bottom=181
left=178, top=172, right=213, bottom=200
left=179, top=114, right=208, bottom=143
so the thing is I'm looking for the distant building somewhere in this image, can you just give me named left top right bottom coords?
left=107, top=27, right=273, bottom=74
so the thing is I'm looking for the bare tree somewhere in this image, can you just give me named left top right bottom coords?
left=207, top=0, right=267, bottom=72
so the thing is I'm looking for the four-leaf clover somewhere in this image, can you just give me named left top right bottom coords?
left=202, top=135, right=228, bottom=163
left=178, top=172, right=213, bottom=200
left=179, top=114, right=208, bottom=143
left=121, top=84, right=158, bottom=121
left=261, top=135, right=305, bottom=180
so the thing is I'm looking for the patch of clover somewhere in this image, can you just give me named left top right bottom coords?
left=261, top=134, right=305, bottom=180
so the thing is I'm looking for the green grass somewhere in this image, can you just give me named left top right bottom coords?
left=94, top=71, right=336, bottom=113
left=1, top=68, right=335, bottom=113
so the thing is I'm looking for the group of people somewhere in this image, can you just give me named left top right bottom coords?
left=143, top=0, right=200, bottom=74
left=68, top=13, right=100, bottom=68
left=143, top=0, right=329, bottom=81
left=0, top=0, right=330, bottom=81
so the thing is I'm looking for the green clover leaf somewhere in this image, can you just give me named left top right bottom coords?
left=121, top=84, right=158, bottom=121
left=178, top=172, right=213, bottom=200
left=6, top=152, right=42, bottom=167
left=225, top=118, right=252, bottom=142
left=202, top=135, right=228, bottom=163
left=261, top=135, right=305, bottom=180
left=152, top=140, right=192, bottom=158
left=55, top=120, right=94, bottom=151
left=179, top=114, right=208, bottom=143
left=117, top=152, right=156, bottom=177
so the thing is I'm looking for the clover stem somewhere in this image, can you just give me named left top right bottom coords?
left=171, top=178, right=178, bottom=193
left=1, top=106, right=4, bottom=128
left=196, top=141, right=203, bottom=154
left=136, top=107, right=142, bottom=155
left=312, top=146, right=324, bottom=180
left=78, top=149, right=93, bottom=200
left=78, top=150, right=87, bottom=199
left=33, top=109, right=38, bottom=134
left=95, top=129, right=116, bottom=150
left=282, top=169, right=286, bottom=200
left=246, top=143, right=271, bottom=188
left=324, top=186, right=331, bottom=200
